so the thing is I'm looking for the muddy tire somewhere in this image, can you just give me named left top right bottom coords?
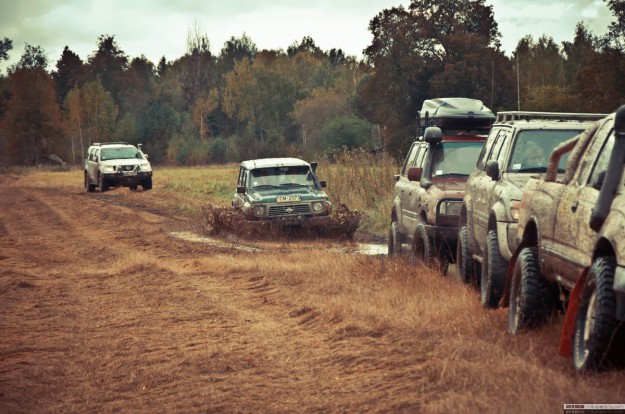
left=84, top=172, right=96, bottom=193
left=508, top=246, right=555, bottom=334
left=388, top=220, right=401, bottom=257
left=573, top=257, right=624, bottom=373
left=98, top=174, right=109, bottom=192
left=456, top=225, right=478, bottom=285
left=480, top=229, right=507, bottom=308
left=142, top=177, right=152, bottom=190
left=413, top=222, right=433, bottom=266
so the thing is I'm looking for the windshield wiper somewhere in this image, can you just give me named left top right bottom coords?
left=434, top=173, right=469, bottom=177
left=279, top=183, right=310, bottom=187
left=516, top=167, right=546, bottom=173
left=252, top=184, right=280, bottom=189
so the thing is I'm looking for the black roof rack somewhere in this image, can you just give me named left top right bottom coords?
left=92, top=142, right=129, bottom=146
left=495, top=111, right=607, bottom=123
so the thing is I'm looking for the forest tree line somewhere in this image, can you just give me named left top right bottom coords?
left=1, top=0, right=625, bottom=166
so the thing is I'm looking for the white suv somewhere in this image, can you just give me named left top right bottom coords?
left=84, top=142, right=153, bottom=192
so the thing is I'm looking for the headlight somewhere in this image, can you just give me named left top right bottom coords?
left=439, top=200, right=462, bottom=216
left=103, top=165, right=115, bottom=173
left=253, top=205, right=265, bottom=217
left=139, top=162, right=151, bottom=171
left=312, top=202, right=324, bottom=212
left=510, top=200, right=521, bottom=221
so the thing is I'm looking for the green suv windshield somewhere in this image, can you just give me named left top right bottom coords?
left=101, top=147, right=142, bottom=161
left=250, top=166, right=315, bottom=188
left=507, top=129, right=584, bottom=173
left=431, top=141, right=484, bottom=177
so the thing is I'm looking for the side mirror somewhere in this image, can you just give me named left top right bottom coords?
left=407, top=166, right=423, bottom=182
left=319, top=180, right=326, bottom=188
left=236, top=185, right=246, bottom=194
left=93, top=156, right=98, bottom=162
left=394, top=174, right=400, bottom=182
left=485, top=160, right=500, bottom=180
left=143, top=153, right=149, bottom=160
left=423, top=126, right=443, bottom=144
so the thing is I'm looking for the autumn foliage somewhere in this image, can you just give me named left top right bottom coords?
left=1, top=1, right=625, bottom=166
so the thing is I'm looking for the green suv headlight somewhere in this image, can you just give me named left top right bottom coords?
left=253, top=205, right=265, bottom=217
left=312, top=202, right=324, bottom=213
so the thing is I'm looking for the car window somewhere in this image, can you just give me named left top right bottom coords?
left=401, top=143, right=420, bottom=176
left=431, top=141, right=484, bottom=176
left=507, top=129, right=584, bottom=173
left=251, top=166, right=314, bottom=187
left=488, top=130, right=506, bottom=163
left=101, top=147, right=141, bottom=161
left=476, top=127, right=501, bottom=170
left=415, top=144, right=427, bottom=168
left=578, top=120, right=614, bottom=185
left=587, top=128, right=614, bottom=189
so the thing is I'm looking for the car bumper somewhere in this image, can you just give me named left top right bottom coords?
left=103, top=171, right=152, bottom=184
left=424, top=224, right=458, bottom=245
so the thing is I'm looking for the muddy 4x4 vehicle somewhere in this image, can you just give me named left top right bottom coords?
left=84, top=142, right=152, bottom=192
left=232, top=158, right=331, bottom=225
left=388, top=98, right=493, bottom=269
left=458, top=111, right=606, bottom=308
left=506, top=107, right=624, bottom=373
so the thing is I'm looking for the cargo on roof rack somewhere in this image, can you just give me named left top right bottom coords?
left=418, top=97, right=495, bottom=131
left=495, top=111, right=607, bottom=123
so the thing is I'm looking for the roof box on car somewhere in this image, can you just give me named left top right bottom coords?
left=418, top=97, right=495, bottom=131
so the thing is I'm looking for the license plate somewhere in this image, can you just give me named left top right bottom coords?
left=123, top=172, right=137, bottom=177
left=276, top=195, right=301, bottom=202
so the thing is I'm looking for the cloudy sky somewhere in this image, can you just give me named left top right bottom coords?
left=0, top=0, right=615, bottom=74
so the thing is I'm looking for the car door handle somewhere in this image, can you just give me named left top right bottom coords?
left=571, top=201, right=579, bottom=213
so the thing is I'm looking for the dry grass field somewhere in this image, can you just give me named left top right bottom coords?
left=1, top=168, right=624, bottom=413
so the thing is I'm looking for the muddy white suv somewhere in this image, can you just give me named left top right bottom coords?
left=506, top=108, right=624, bottom=373
left=458, top=111, right=606, bottom=308
left=84, top=142, right=153, bottom=192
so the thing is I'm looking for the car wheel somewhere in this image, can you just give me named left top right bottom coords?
left=508, top=246, right=555, bottom=334
left=480, top=229, right=507, bottom=308
left=84, top=172, right=95, bottom=193
left=413, top=222, right=433, bottom=266
left=129, top=185, right=138, bottom=191
left=98, top=174, right=109, bottom=192
left=573, top=257, right=624, bottom=373
left=388, top=220, right=401, bottom=257
left=142, top=177, right=153, bottom=190
left=456, top=225, right=478, bottom=286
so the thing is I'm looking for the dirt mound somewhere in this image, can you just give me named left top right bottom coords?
left=202, top=204, right=364, bottom=241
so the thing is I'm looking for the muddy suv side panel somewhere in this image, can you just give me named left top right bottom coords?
left=459, top=112, right=605, bottom=309
left=507, top=109, right=625, bottom=373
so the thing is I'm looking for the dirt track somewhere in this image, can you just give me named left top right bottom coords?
left=1, top=174, right=625, bottom=413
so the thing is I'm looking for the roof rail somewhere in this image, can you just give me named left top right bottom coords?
left=495, top=111, right=607, bottom=123
left=92, top=141, right=129, bottom=146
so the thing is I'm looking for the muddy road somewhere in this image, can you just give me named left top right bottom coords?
left=1, top=173, right=624, bottom=413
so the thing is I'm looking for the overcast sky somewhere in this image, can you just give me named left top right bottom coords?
left=0, top=0, right=615, bottom=75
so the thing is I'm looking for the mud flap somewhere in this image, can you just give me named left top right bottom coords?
left=558, top=268, right=589, bottom=357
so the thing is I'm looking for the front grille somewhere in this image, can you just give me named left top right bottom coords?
left=117, top=165, right=138, bottom=172
left=268, top=204, right=311, bottom=217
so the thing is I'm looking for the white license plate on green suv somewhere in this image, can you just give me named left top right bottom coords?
left=276, top=195, right=301, bottom=202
